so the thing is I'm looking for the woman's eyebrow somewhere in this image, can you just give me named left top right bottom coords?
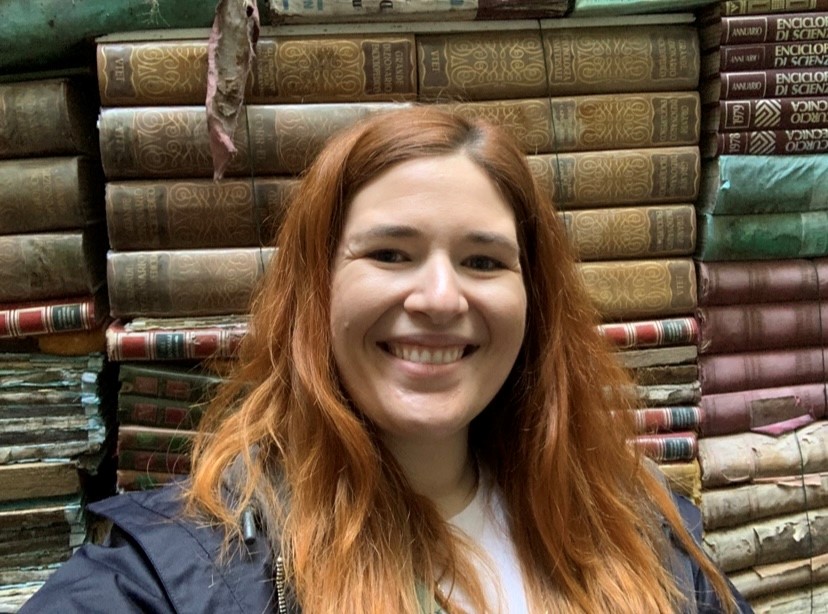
left=349, top=225, right=420, bottom=242
left=465, top=231, right=519, bottom=255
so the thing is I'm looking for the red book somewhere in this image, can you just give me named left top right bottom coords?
left=106, top=319, right=247, bottom=361
left=0, top=295, right=104, bottom=338
left=598, top=317, right=698, bottom=350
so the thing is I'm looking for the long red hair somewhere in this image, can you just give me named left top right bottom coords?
left=187, top=107, right=735, bottom=613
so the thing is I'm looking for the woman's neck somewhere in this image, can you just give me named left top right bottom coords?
left=383, top=430, right=478, bottom=518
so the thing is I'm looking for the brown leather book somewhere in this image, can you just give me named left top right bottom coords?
left=697, top=259, right=828, bottom=305
left=699, top=347, right=828, bottom=394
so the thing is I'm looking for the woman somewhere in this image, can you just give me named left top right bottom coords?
left=22, top=107, right=749, bottom=613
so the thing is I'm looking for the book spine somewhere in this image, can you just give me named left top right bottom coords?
left=578, top=258, right=697, bottom=321
left=117, top=426, right=195, bottom=453
left=118, top=365, right=222, bottom=402
left=633, top=364, right=699, bottom=386
left=720, top=41, right=828, bottom=71
left=631, top=406, right=703, bottom=434
left=106, top=322, right=247, bottom=361
left=530, top=146, right=700, bottom=209
left=697, top=154, right=828, bottom=215
left=107, top=248, right=273, bottom=317
left=560, top=204, right=696, bottom=261
left=697, top=301, right=828, bottom=354
left=0, top=297, right=99, bottom=339
left=719, top=67, right=828, bottom=100
left=696, top=259, right=828, bottom=305
left=598, top=316, right=699, bottom=349
left=723, top=0, right=828, bottom=17
left=637, top=382, right=701, bottom=407
left=699, top=347, right=828, bottom=395
left=0, top=232, right=104, bottom=303
left=98, top=36, right=417, bottom=106
left=99, top=106, right=251, bottom=179
left=0, top=79, right=96, bottom=158
left=541, top=25, right=700, bottom=96
left=721, top=12, right=828, bottom=45
left=632, top=432, right=698, bottom=463
left=714, top=128, right=828, bottom=155
left=117, top=449, right=191, bottom=474
left=616, top=345, right=698, bottom=369
left=117, top=395, right=203, bottom=430
left=0, top=157, right=103, bottom=235
left=116, top=469, right=182, bottom=491
left=715, top=97, right=828, bottom=131
left=696, top=211, right=828, bottom=261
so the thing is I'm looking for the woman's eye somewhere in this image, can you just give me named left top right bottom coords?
left=368, top=249, right=407, bottom=264
left=464, top=256, right=505, bottom=271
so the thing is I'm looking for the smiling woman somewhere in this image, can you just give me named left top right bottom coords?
left=20, top=108, right=750, bottom=614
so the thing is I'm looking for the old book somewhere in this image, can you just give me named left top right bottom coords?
left=560, top=204, right=696, bottom=261
left=0, top=157, right=103, bottom=234
left=0, top=78, right=97, bottom=158
left=704, top=127, right=828, bottom=156
left=118, top=394, right=204, bottom=430
left=637, top=382, right=701, bottom=407
left=0, top=461, right=80, bottom=502
left=529, top=146, right=700, bottom=209
left=697, top=259, right=828, bottom=305
left=631, top=406, right=703, bottom=434
left=106, top=318, right=247, bottom=361
left=0, top=229, right=106, bottom=303
left=700, top=384, right=828, bottom=438
left=731, top=553, right=828, bottom=600
left=703, top=97, right=828, bottom=133
left=707, top=42, right=828, bottom=74
left=750, top=582, right=828, bottom=614
left=632, top=432, right=697, bottom=463
left=0, top=294, right=105, bottom=339
left=598, top=316, right=698, bottom=350
left=701, top=67, right=828, bottom=104
left=703, top=506, right=828, bottom=573
left=699, top=347, right=828, bottom=394
left=700, top=11, right=828, bottom=48
left=266, top=0, right=571, bottom=23
left=106, top=177, right=296, bottom=250
left=107, top=247, right=274, bottom=318
left=616, top=345, right=698, bottom=369
left=97, top=35, right=417, bottom=105
left=697, top=301, right=828, bottom=354
left=717, top=0, right=828, bottom=17
left=419, top=24, right=699, bottom=100
left=702, top=473, right=828, bottom=531
left=570, top=0, right=715, bottom=15
left=633, top=364, right=699, bottom=385
left=698, top=420, right=828, bottom=488
left=117, top=448, right=191, bottom=475
left=697, top=154, right=828, bottom=215
left=117, top=425, right=196, bottom=454
left=658, top=460, right=701, bottom=503
left=696, top=211, right=828, bottom=261
left=37, top=327, right=107, bottom=356
left=116, top=469, right=183, bottom=491
left=444, top=92, right=701, bottom=153
left=119, top=364, right=223, bottom=402
left=578, top=258, right=696, bottom=321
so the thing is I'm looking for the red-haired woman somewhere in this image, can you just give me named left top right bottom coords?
left=22, top=107, right=750, bottom=613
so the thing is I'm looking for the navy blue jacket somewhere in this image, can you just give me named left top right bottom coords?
left=20, top=485, right=752, bottom=613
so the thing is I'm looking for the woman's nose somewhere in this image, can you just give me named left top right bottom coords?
left=403, top=255, right=469, bottom=323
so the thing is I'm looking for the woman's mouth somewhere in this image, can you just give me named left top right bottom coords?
left=380, top=342, right=477, bottom=365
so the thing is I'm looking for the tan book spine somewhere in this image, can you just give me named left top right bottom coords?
left=616, top=345, right=698, bottom=369
left=541, top=25, right=700, bottom=95
left=560, top=204, right=696, bottom=261
left=633, top=364, right=699, bottom=385
left=749, top=581, right=828, bottom=613
left=731, top=553, right=828, bottom=600
left=0, top=157, right=103, bottom=234
left=0, top=231, right=105, bottom=303
left=0, top=78, right=97, bottom=159
left=99, top=106, right=251, bottom=179
left=528, top=146, right=700, bottom=209
left=578, top=258, right=697, bottom=321
left=106, top=247, right=275, bottom=317
left=105, top=177, right=296, bottom=250
left=97, top=36, right=418, bottom=105
left=0, top=461, right=80, bottom=502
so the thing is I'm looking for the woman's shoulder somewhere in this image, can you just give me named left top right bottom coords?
left=19, top=485, right=276, bottom=614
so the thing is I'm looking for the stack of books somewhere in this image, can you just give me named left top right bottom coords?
left=0, top=75, right=115, bottom=608
left=695, top=1, right=828, bottom=609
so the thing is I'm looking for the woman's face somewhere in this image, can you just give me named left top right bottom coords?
left=330, top=153, right=527, bottom=446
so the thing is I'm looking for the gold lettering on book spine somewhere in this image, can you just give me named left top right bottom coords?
left=276, top=38, right=365, bottom=100
left=446, top=99, right=552, bottom=153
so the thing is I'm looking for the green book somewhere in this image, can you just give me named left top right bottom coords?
left=0, top=1, right=268, bottom=72
left=570, top=0, right=716, bottom=15
left=696, top=211, right=828, bottom=261
left=697, top=155, right=828, bottom=215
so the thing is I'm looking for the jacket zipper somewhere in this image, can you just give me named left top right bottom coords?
left=275, top=555, right=288, bottom=614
